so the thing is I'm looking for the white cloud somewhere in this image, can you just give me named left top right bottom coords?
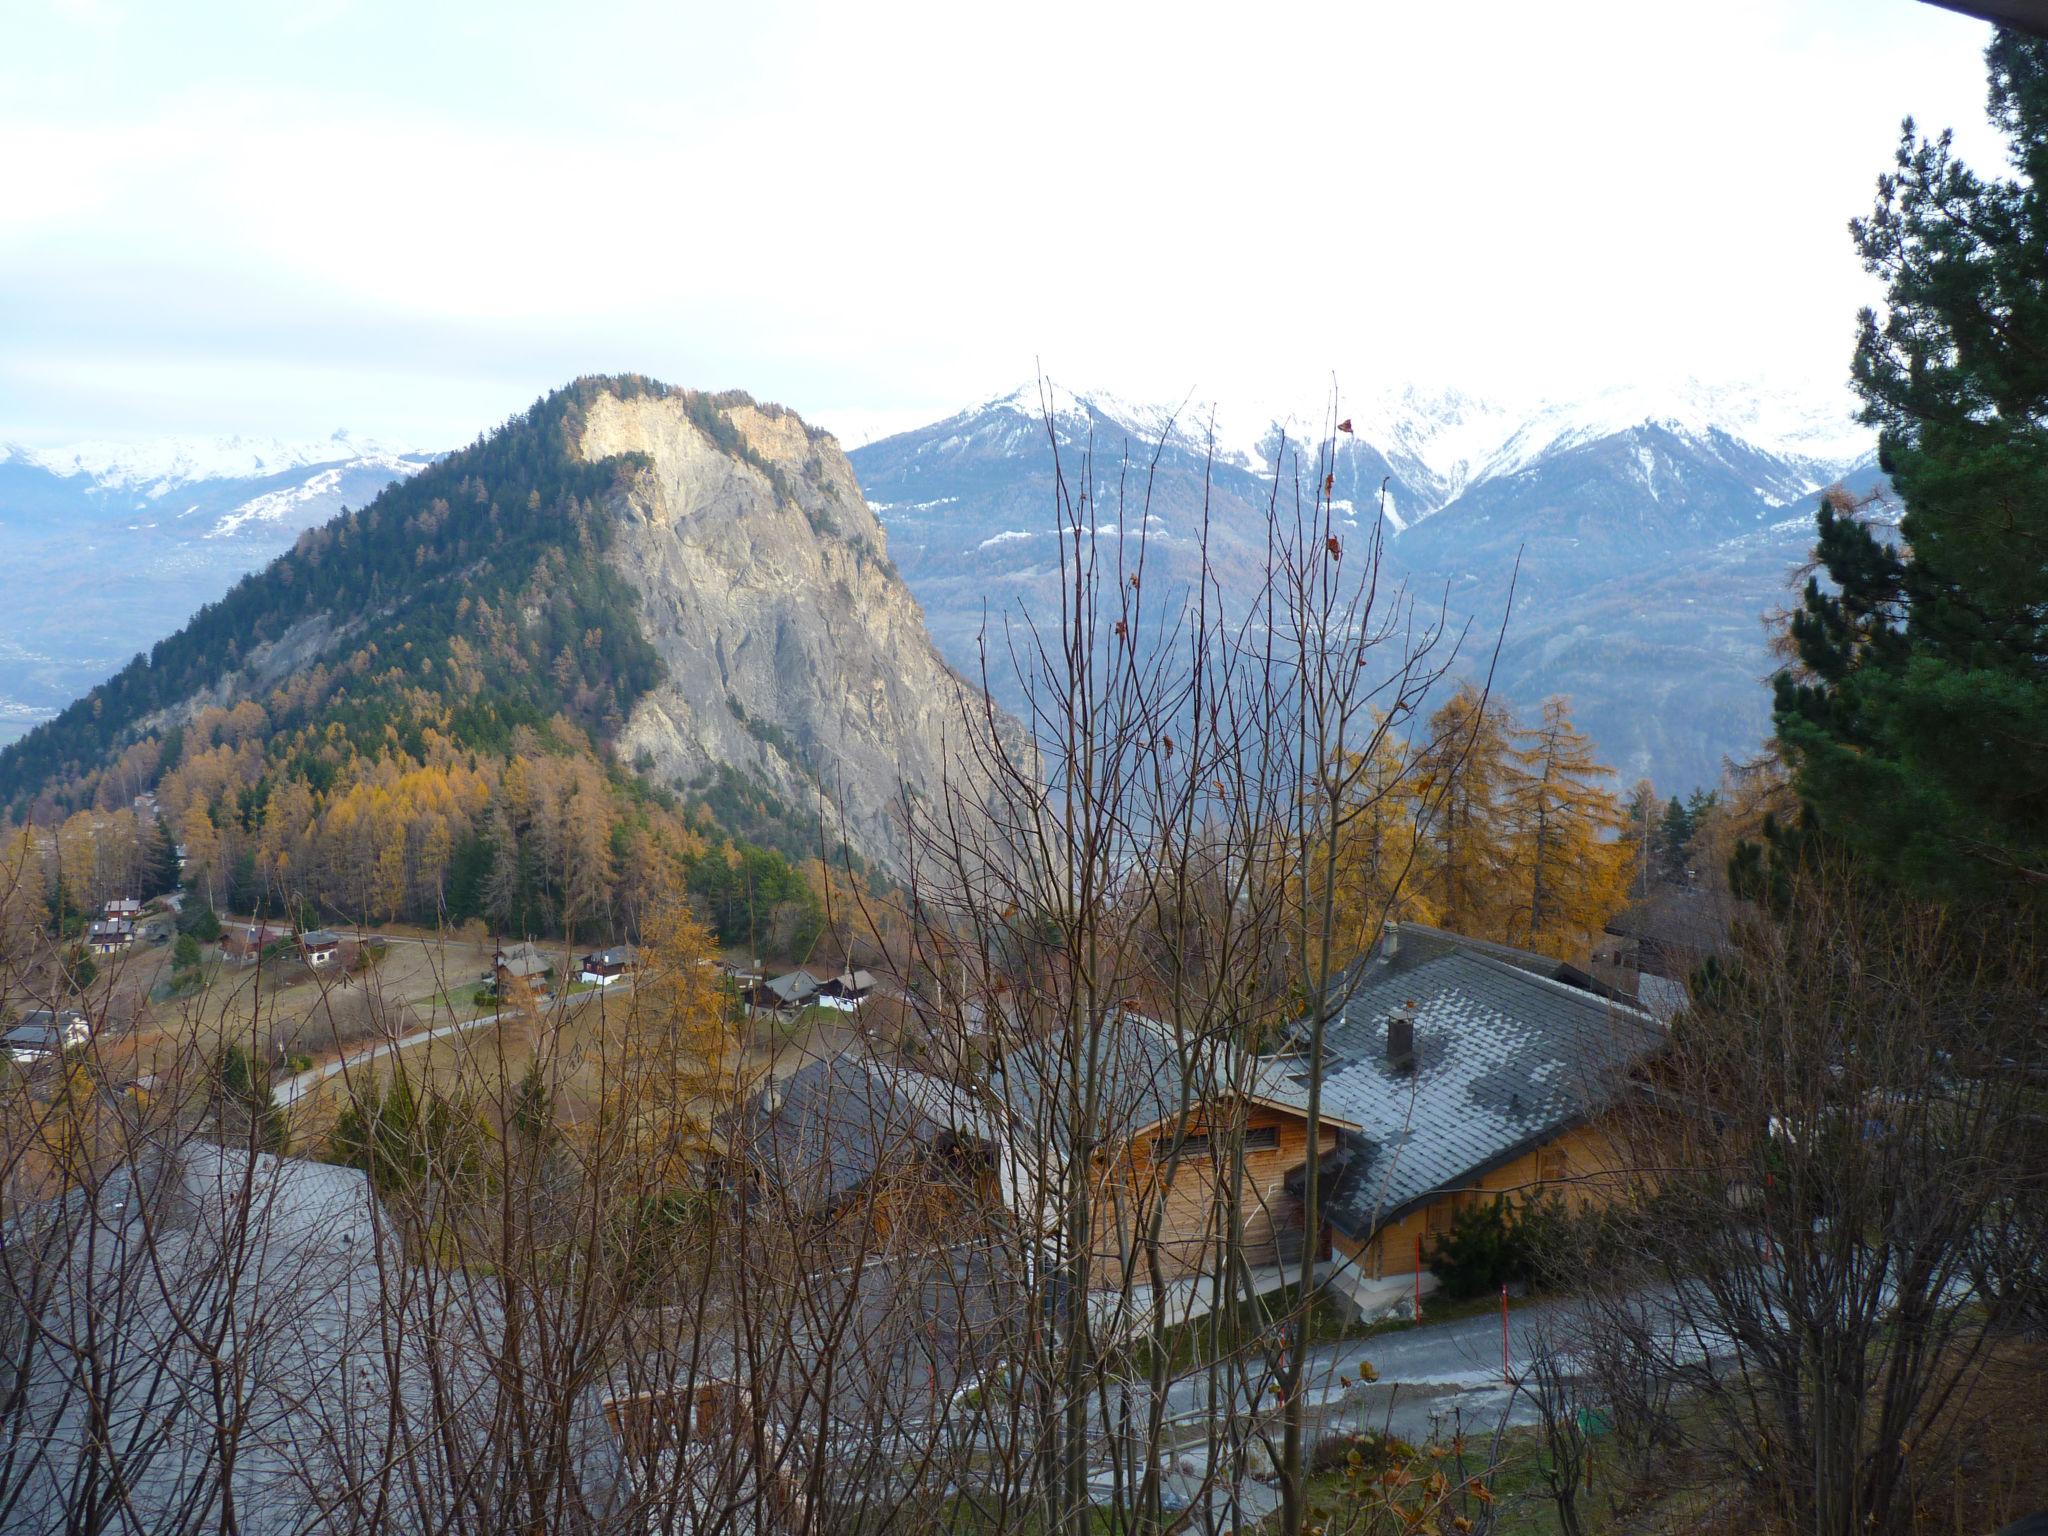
left=0, top=0, right=2007, bottom=443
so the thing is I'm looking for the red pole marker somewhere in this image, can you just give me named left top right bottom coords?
left=1501, top=1284, right=1510, bottom=1384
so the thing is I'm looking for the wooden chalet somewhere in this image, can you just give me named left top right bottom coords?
left=578, top=945, right=639, bottom=985
left=86, top=917, right=136, bottom=955
left=492, top=941, right=554, bottom=995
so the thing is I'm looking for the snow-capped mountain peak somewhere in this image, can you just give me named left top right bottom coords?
left=947, top=374, right=1872, bottom=522
left=1469, top=379, right=1871, bottom=484
left=0, top=430, right=422, bottom=496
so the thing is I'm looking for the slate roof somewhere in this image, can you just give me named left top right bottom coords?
left=1309, top=923, right=1664, bottom=1241
left=4, top=1009, right=90, bottom=1052
left=762, top=969, right=822, bottom=1005
left=0, top=1143, right=633, bottom=1535
left=987, top=1010, right=1351, bottom=1144
left=736, top=1054, right=970, bottom=1211
left=495, top=941, right=553, bottom=978
left=299, top=928, right=342, bottom=949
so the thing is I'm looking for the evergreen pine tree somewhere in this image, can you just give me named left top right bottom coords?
left=144, top=815, right=181, bottom=899
left=1657, top=796, right=1692, bottom=882
left=1774, top=29, right=2048, bottom=906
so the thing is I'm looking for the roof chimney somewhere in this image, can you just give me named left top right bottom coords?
left=1386, top=1006, right=1416, bottom=1073
left=1382, top=921, right=1401, bottom=963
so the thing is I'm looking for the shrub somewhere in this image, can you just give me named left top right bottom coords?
left=178, top=904, right=224, bottom=942
left=1310, top=1430, right=1413, bottom=1478
left=1425, top=1192, right=1565, bottom=1300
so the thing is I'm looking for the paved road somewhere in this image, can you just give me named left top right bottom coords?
left=272, top=1006, right=526, bottom=1106
left=1159, top=1288, right=1702, bottom=1446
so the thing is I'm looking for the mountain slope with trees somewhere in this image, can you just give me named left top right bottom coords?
left=0, top=376, right=985, bottom=941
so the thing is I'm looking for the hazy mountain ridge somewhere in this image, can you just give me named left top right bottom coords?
left=0, top=376, right=1876, bottom=800
left=0, top=438, right=437, bottom=742
left=850, top=380, right=1878, bottom=795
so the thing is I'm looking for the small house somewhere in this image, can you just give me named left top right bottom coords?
left=813, top=969, right=876, bottom=1012
left=742, top=969, right=820, bottom=1015
left=103, top=897, right=143, bottom=920
left=5, top=1009, right=92, bottom=1065
left=298, top=929, right=343, bottom=968
left=493, top=941, right=554, bottom=995
left=579, top=945, right=639, bottom=985
left=1306, top=922, right=1664, bottom=1319
left=726, top=1053, right=1000, bottom=1245
left=86, top=917, right=136, bottom=954
left=222, top=921, right=293, bottom=965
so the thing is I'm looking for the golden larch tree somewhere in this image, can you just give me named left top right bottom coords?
left=606, top=899, right=739, bottom=1188
left=1410, top=685, right=1519, bottom=940
left=1503, top=695, right=1629, bottom=959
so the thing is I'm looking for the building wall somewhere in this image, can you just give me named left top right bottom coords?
left=1089, top=1102, right=1338, bottom=1287
left=1328, top=1116, right=1629, bottom=1285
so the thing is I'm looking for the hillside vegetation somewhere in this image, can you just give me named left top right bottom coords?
left=0, top=377, right=839, bottom=947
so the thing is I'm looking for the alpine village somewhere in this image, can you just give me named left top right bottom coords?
left=1, top=8, right=2045, bottom=1536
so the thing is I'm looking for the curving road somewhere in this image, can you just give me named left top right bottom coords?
left=271, top=1006, right=522, bottom=1107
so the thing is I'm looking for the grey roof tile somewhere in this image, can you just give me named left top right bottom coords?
left=1311, top=927, right=1664, bottom=1239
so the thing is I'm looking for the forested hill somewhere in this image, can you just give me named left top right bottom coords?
left=0, top=375, right=978, bottom=944
left=0, top=376, right=667, bottom=809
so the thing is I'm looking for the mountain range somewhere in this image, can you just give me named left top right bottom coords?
left=0, top=434, right=437, bottom=744
left=0, top=376, right=1876, bottom=808
left=847, top=378, right=1879, bottom=794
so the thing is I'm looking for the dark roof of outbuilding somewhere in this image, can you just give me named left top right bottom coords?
left=736, top=1054, right=963, bottom=1210
left=1312, top=924, right=1664, bottom=1240
left=762, top=969, right=822, bottom=1004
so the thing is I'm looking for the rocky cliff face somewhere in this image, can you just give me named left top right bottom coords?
left=580, top=387, right=986, bottom=873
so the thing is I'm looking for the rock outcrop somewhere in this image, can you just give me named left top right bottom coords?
left=581, top=387, right=989, bottom=873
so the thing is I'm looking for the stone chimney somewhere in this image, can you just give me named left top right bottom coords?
left=1386, top=1003, right=1417, bottom=1072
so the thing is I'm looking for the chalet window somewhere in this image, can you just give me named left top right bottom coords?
left=1539, top=1148, right=1573, bottom=1183
left=1152, top=1126, right=1279, bottom=1161
left=1425, top=1199, right=1456, bottom=1235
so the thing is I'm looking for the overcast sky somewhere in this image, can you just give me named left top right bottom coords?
left=0, top=0, right=2008, bottom=450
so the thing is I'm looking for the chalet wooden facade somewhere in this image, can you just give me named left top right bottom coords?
left=1091, top=1094, right=1346, bottom=1283
left=727, top=923, right=1661, bottom=1323
left=579, top=945, right=639, bottom=984
left=86, top=918, right=136, bottom=954
left=492, top=941, right=554, bottom=996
